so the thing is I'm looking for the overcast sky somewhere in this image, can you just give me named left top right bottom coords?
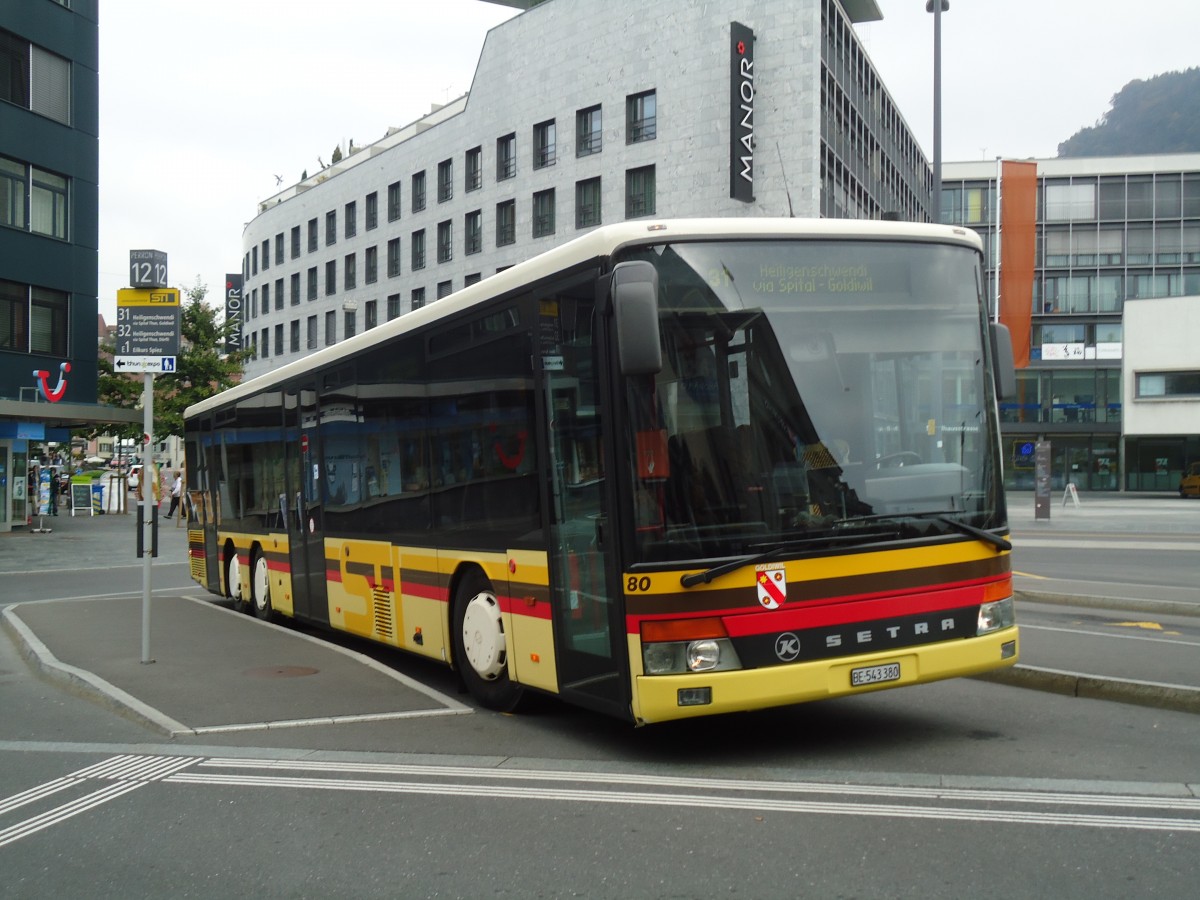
left=97, top=0, right=1200, bottom=321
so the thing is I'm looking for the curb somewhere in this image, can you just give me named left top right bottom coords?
left=1015, top=589, right=1200, bottom=619
left=974, top=664, right=1200, bottom=715
left=1, top=604, right=190, bottom=736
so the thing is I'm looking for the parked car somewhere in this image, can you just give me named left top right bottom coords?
left=127, top=465, right=142, bottom=491
left=1181, top=461, right=1200, bottom=498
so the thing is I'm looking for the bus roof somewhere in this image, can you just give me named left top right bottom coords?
left=185, top=217, right=982, bottom=420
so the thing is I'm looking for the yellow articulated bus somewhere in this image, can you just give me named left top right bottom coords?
left=184, top=218, right=1018, bottom=724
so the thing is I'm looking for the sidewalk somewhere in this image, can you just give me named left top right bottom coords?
left=1, top=492, right=1197, bottom=734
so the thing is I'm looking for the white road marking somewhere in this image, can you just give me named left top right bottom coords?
left=1019, top=623, right=1198, bottom=646
left=3, top=754, right=1198, bottom=850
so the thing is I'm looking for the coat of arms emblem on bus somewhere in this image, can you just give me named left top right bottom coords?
left=756, top=566, right=786, bottom=610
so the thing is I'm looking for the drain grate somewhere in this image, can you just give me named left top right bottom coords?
left=242, top=665, right=319, bottom=678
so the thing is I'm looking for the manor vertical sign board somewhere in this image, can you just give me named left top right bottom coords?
left=730, top=21, right=755, bottom=203
left=224, top=273, right=244, bottom=355
left=115, top=287, right=181, bottom=373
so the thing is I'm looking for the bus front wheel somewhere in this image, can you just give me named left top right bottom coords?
left=251, top=548, right=274, bottom=621
left=452, top=571, right=524, bottom=712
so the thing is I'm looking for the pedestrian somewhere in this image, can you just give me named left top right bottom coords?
left=165, top=470, right=182, bottom=519
left=48, top=470, right=58, bottom=516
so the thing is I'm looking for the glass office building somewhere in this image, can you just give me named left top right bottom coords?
left=942, top=155, right=1200, bottom=491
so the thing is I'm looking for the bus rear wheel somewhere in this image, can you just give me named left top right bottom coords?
left=452, top=571, right=524, bottom=712
left=226, top=548, right=247, bottom=613
left=251, top=548, right=273, bottom=621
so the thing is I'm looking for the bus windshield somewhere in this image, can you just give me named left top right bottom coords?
left=618, top=238, right=1005, bottom=564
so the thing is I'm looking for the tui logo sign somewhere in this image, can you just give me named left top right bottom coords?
left=33, top=361, right=70, bottom=403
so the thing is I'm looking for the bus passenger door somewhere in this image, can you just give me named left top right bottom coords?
left=284, top=384, right=329, bottom=624
left=540, top=289, right=627, bottom=714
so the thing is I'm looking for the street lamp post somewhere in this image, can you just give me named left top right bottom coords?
left=926, top=0, right=949, bottom=223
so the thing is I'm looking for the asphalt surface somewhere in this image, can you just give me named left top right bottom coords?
left=1, top=490, right=1197, bottom=734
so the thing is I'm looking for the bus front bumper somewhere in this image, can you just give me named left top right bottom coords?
left=631, top=627, right=1018, bottom=724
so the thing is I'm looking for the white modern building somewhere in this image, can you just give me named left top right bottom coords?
left=239, top=0, right=933, bottom=380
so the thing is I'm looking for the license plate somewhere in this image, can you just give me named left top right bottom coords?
left=850, top=662, right=901, bottom=687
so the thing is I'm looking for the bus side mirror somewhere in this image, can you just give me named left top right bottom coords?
left=990, top=323, right=1016, bottom=401
left=611, top=261, right=662, bottom=376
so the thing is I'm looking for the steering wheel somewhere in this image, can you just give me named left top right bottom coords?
left=875, top=451, right=922, bottom=469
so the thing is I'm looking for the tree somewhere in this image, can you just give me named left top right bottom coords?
left=95, top=278, right=247, bottom=443
left=1058, top=67, right=1200, bottom=157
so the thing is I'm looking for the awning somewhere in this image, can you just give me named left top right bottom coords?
left=0, top=398, right=143, bottom=431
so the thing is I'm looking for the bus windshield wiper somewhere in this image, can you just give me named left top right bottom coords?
left=842, top=509, right=1012, bottom=552
left=678, top=526, right=899, bottom=588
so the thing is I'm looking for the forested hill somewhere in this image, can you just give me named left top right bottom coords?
left=1057, top=67, right=1200, bottom=157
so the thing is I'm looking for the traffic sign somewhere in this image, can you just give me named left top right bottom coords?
left=116, top=287, right=181, bottom=360
left=114, top=356, right=177, bottom=373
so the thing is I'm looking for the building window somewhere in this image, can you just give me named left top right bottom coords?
left=0, top=280, right=28, bottom=351
left=344, top=310, right=356, bottom=339
left=306, top=315, right=318, bottom=349
left=251, top=246, right=257, bottom=275
left=257, top=288, right=265, bottom=315
left=534, top=119, right=556, bottom=169
left=387, top=237, right=401, bottom=277
left=627, top=90, right=657, bottom=143
left=1136, top=371, right=1200, bottom=399
left=411, top=287, right=426, bottom=310
left=576, top=177, right=601, bottom=228
left=625, top=165, right=656, bottom=218
left=325, top=260, right=336, bottom=295
left=344, top=253, right=357, bottom=290
left=274, top=277, right=284, bottom=310
left=533, top=189, right=556, bottom=238
left=497, top=133, right=516, bottom=181
left=437, top=280, right=453, bottom=299
left=262, top=282, right=269, bottom=310
left=291, top=225, right=301, bottom=258
left=412, top=229, right=426, bottom=270
left=437, top=220, right=453, bottom=263
left=465, top=146, right=482, bottom=192
left=387, top=180, right=402, bottom=221
left=365, top=299, right=378, bottom=330
left=345, top=201, right=357, bottom=238
left=30, top=287, right=68, bottom=355
left=290, top=319, right=300, bottom=353
left=365, top=245, right=378, bottom=283
left=464, top=273, right=482, bottom=287
left=1, top=158, right=69, bottom=239
left=30, top=168, right=68, bottom=240
left=290, top=272, right=300, bottom=305
left=0, top=34, right=70, bottom=125
left=577, top=105, right=602, bottom=157
left=324, top=310, right=336, bottom=346
left=365, top=191, right=378, bottom=230
left=261, top=327, right=269, bottom=357
left=308, top=218, right=318, bottom=252
left=387, top=293, right=400, bottom=320
left=274, top=324, right=284, bottom=356
left=438, top=159, right=453, bottom=203
left=261, top=239, right=270, bottom=270
left=465, top=210, right=482, bottom=255
left=307, top=267, right=318, bottom=301
left=325, top=210, right=337, bottom=245
left=412, top=171, right=426, bottom=212
left=275, top=232, right=285, bottom=263
left=1, top=157, right=27, bottom=229
left=496, top=199, right=515, bottom=246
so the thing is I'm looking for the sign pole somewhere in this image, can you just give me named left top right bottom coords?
left=141, top=372, right=156, bottom=665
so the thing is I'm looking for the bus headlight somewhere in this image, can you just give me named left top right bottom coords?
left=642, top=638, right=742, bottom=675
left=977, top=597, right=1015, bottom=635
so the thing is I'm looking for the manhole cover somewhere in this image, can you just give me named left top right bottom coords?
left=243, top=665, right=319, bottom=678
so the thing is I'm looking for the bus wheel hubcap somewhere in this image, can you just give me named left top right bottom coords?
left=462, top=592, right=506, bottom=680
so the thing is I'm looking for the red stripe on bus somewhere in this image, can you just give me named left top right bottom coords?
left=628, top=578, right=998, bottom=636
